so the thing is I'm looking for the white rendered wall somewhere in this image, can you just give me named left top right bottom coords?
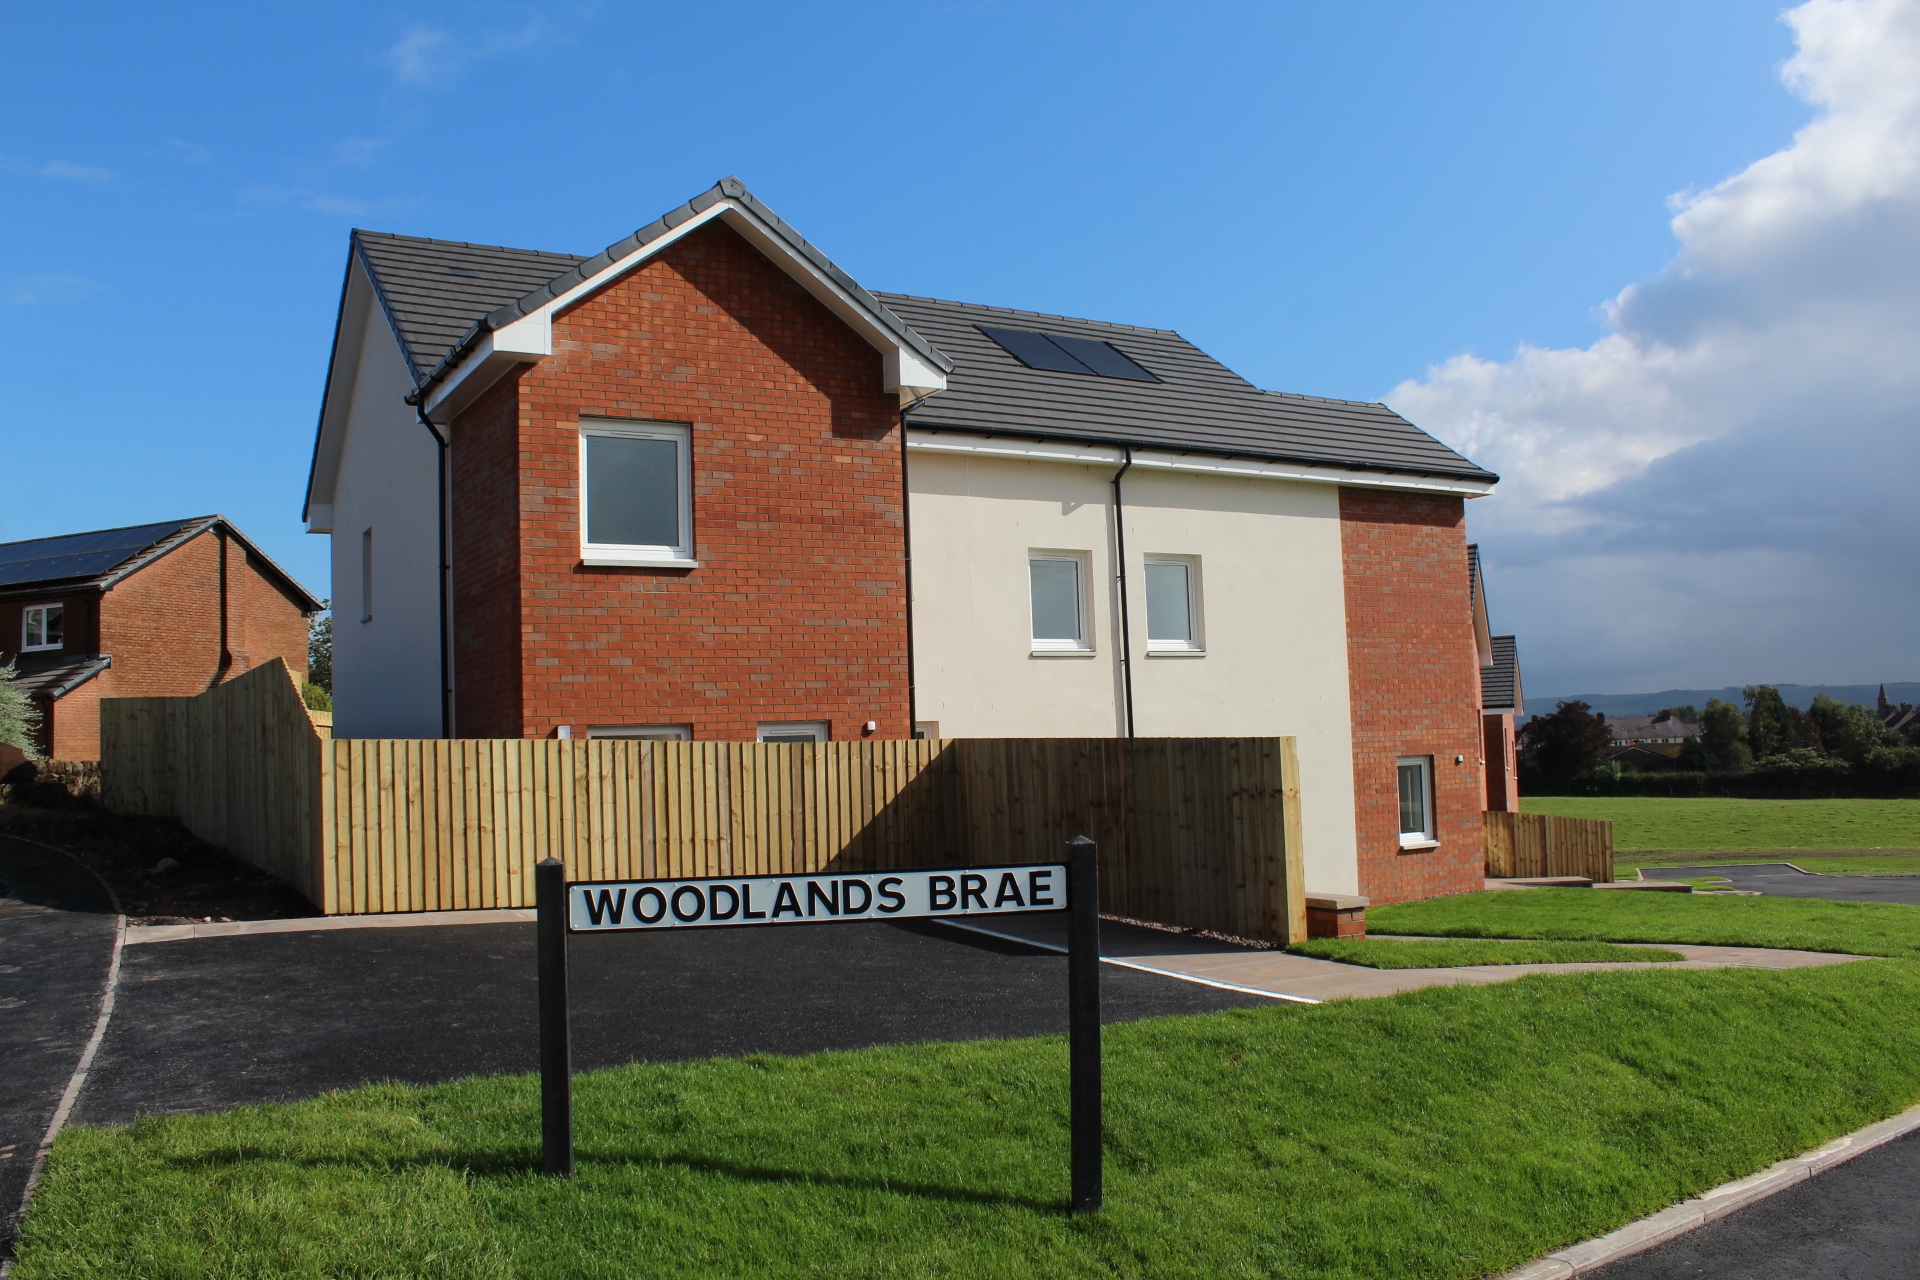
left=908, top=448, right=1362, bottom=895
left=327, top=292, right=445, bottom=739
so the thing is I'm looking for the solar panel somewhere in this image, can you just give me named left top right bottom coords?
left=976, top=325, right=1094, bottom=375
left=0, top=519, right=190, bottom=589
left=1048, top=334, right=1159, bottom=382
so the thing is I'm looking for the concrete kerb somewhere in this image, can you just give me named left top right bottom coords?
left=1493, top=1101, right=1920, bottom=1279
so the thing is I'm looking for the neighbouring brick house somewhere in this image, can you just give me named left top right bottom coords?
left=302, top=176, right=1502, bottom=904
left=0, top=517, right=323, bottom=760
left=1469, top=544, right=1525, bottom=815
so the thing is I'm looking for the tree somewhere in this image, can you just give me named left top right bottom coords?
left=1679, top=698, right=1752, bottom=771
left=308, top=600, right=332, bottom=693
left=1655, top=705, right=1699, bottom=727
left=1804, top=693, right=1897, bottom=766
left=1744, top=685, right=1798, bottom=760
left=1519, top=700, right=1612, bottom=784
left=0, top=661, right=43, bottom=760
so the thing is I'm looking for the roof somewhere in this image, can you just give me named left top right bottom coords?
left=5, top=652, right=110, bottom=701
left=337, top=183, right=1494, bottom=486
left=882, top=294, right=1496, bottom=483
left=1481, top=634, right=1522, bottom=713
left=1607, top=714, right=1701, bottom=741
left=0, top=517, right=323, bottom=612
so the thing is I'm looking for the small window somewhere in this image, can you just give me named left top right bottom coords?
left=1144, top=556, right=1202, bottom=653
left=758, top=722, right=828, bottom=744
left=913, top=721, right=941, bottom=740
left=1397, top=757, right=1435, bottom=846
left=360, top=529, right=373, bottom=623
left=587, top=725, right=691, bottom=741
left=581, top=419, right=693, bottom=565
left=1029, top=552, right=1091, bottom=652
left=22, top=604, right=63, bottom=652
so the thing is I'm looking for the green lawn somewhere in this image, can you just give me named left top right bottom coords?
left=1287, top=937, right=1683, bottom=968
left=18, top=961, right=1920, bottom=1280
left=1520, top=796, right=1920, bottom=852
left=1370, top=888, right=1920, bottom=958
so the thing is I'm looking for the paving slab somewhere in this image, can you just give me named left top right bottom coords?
left=941, top=914, right=1867, bottom=1003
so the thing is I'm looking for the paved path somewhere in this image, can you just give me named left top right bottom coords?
left=1588, top=1127, right=1920, bottom=1279
left=1662, top=862, right=1920, bottom=905
left=944, top=913, right=1866, bottom=1002
left=0, top=837, right=118, bottom=1256
left=77, top=915, right=1273, bottom=1124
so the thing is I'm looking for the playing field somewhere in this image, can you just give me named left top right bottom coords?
left=1520, top=796, right=1920, bottom=852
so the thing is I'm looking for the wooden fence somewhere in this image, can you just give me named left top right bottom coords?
left=1483, top=811, right=1614, bottom=882
left=100, top=661, right=1308, bottom=943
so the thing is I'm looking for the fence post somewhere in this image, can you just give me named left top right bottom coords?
left=1067, top=835, right=1102, bottom=1214
left=536, top=857, right=573, bottom=1177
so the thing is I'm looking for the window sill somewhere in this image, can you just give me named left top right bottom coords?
left=19, top=645, right=62, bottom=653
left=580, top=555, right=698, bottom=569
left=1398, top=839, right=1440, bottom=851
left=1145, top=648, right=1206, bottom=658
left=1030, top=648, right=1097, bottom=658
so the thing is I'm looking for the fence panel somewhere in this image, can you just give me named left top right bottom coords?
left=1482, top=811, right=1613, bottom=883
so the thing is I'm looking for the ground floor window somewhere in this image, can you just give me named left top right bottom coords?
left=587, top=725, right=690, bottom=741
left=1397, top=756, right=1435, bottom=846
left=758, top=722, right=828, bottom=744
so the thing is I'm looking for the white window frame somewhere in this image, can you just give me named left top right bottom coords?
left=580, top=418, right=695, bottom=567
left=1028, top=550, right=1094, bottom=655
left=1143, top=554, right=1204, bottom=654
left=912, top=721, right=941, bottom=741
left=1397, top=756, right=1437, bottom=848
left=758, top=722, right=829, bottom=743
left=21, top=603, right=62, bottom=652
left=587, top=725, right=691, bottom=741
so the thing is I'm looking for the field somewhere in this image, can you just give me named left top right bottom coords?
left=18, top=957, right=1920, bottom=1280
left=1286, top=937, right=1684, bottom=968
left=1520, top=796, right=1920, bottom=853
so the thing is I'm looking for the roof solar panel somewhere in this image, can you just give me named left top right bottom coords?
left=976, top=325, right=1094, bottom=375
left=1048, top=334, right=1159, bottom=382
left=0, top=519, right=191, bottom=589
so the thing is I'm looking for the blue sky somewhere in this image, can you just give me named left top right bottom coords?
left=10, top=1, right=1902, bottom=695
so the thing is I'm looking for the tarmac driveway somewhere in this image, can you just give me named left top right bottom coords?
left=1664, top=862, right=1920, bottom=904
left=0, top=836, right=118, bottom=1250
left=75, top=915, right=1273, bottom=1125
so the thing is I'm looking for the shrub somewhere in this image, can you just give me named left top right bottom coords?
left=301, top=682, right=333, bottom=712
left=0, top=661, right=42, bottom=761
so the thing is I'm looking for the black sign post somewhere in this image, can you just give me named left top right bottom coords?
left=534, top=840, right=1103, bottom=1212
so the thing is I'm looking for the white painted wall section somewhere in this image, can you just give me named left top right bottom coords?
left=908, top=445, right=1361, bottom=895
left=328, top=289, right=445, bottom=739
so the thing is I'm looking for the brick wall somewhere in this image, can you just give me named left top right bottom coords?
left=1339, top=488, right=1486, bottom=903
left=451, top=374, right=526, bottom=737
left=1483, top=712, right=1519, bottom=811
left=450, top=219, right=910, bottom=741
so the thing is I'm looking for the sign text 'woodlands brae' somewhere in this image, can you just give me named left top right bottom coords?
left=567, top=864, right=1066, bottom=932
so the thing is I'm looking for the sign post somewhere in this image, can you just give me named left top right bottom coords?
left=535, top=840, right=1103, bottom=1211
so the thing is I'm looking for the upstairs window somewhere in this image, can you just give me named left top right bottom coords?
left=22, top=604, right=62, bottom=651
left=1144, top=556, right=1203, bottom=652
left=581, top=420, right=693, bottom=566
left=977, top=325, right=1159, bottom=382
left=1029, top=552, right=1091, bottom=653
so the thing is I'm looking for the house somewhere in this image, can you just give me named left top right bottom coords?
left=1876, top=686, right=1919, bottom=735
left=301, top=177, right=1500, bottom=904
left=0, top=517, right=323, bottom=760
left=1468, top=545, right=1524, bottom=813
left=1605, top=713, right=1700, bottom=751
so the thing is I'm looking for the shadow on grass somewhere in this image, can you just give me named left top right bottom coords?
left=158, top=1146, right=1063, bottom=1213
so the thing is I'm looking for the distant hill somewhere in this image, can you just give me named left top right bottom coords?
left=1528, top=683, right=1920, bottom=718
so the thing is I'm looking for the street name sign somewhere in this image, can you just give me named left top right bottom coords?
left=567, top=864, right=1065, bottom=931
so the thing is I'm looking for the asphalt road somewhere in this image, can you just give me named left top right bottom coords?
left=1589, top=1128, right=1920, bottom=1279
left=0, top=836, right=118, bottom=1257
left=1663, top=862, right=1920, bottom=905
left=73, top=915, right=1273, bottom=1124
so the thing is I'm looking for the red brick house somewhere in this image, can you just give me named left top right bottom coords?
left=1469, top=545, right=1525, bottom=814
left=302, top=176, right=1502, bottom=904
left=0, top=517, right=323, bottom=760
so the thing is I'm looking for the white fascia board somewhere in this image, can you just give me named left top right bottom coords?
left=420, top=198, right=944, bottom=421
left=306, top=264, right=376, bottom=533
left=904, top=431, right=1497, bottom=497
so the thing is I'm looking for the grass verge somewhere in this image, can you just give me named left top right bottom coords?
left=1520, top=796, right=1920, bottom=851
left=1287, top=937, right=1684, bottom=968
left=17, top=962, right=1920, bottom=1280
left=1371, top=888, right=1920, bottom=958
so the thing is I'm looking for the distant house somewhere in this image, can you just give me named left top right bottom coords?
left=1605, top=713, right=1700, bottom=752
left=1469, top=545, right=1523, bottom=812
left=1877, top=686, right=1919, bottom=735
left=0, top=517, right=323, bottom=760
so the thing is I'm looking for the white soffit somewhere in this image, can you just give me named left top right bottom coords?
left=422, top=200, right=947, bottom=421
left=904, top=431, right=1497, bottom=498
left=305, top=258, right=377, bottom=533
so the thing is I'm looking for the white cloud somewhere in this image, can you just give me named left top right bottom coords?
left=39, top=160, right=114, bottom=183
left=8, top=275, right=105, bottom=304
left=382, top=13, right=558, bottom=89
left=1388, top=0, right=1920, bottom=696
